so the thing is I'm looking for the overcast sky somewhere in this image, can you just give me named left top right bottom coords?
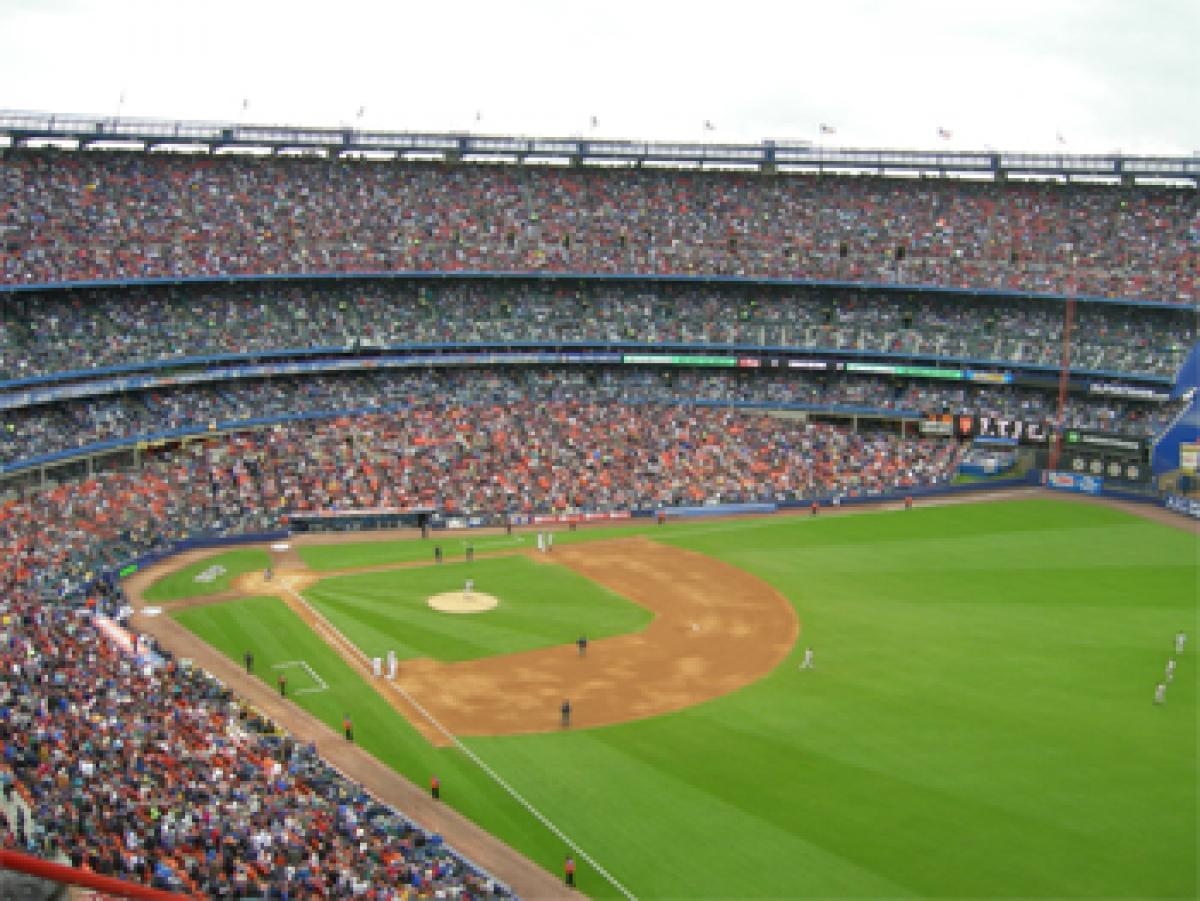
left=1, top=0, right=1196, bottom=155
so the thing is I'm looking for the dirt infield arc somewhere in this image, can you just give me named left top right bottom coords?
left=388, top=538, right=799, bottom=738
left=195, top=536, right=799, bottom=743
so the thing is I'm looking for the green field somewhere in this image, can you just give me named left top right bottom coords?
left=294, top=523, right=658, bottom=570
left=302, top=556, right=653, bottom=661
left=143, top=547, right=271, bottom=600
left=173, top=498, right=1199, bottom=898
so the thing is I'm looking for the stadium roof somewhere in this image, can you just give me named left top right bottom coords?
left=2, top=110, right=1196, bottom=186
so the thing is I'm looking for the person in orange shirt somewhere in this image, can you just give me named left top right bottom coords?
left=564, top=854, right=576, bottom=888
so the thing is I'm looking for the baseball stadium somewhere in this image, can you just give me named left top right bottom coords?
left=0, top=109, right=1196, bottom=901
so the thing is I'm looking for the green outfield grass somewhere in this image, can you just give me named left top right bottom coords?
left=142, top=548, right=271, bottom=601
left=174, top=498, right=1198, bottom=898
left=302, top=556, right=653, bottom=661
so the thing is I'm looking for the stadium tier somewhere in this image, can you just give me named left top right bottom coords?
left=1, top=148, right=1197, bottom=303
left=0, top=131, right=1195, bottom=898
left=0, top=279, right=1192, bottom=381
left=0, top=369, right=1184, bottom=471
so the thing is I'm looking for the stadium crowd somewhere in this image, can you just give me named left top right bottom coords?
left=0, top=402, right=961, bottom=598
left=0, top=369, right=1179, bottom=467
left=0, top=141, right=1190, bottom=900
left=2, top=151, right=1196, bottom=302
left=0, top=280, right=1192, bottom=382
left=0, top=591, right=508, bottom=898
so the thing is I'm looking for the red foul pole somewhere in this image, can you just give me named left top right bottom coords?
left=1048, top=295, right=1076, bottom=471
left=0, top=849, right=196, bottom=900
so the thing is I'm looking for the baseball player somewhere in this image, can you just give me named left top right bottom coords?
left=1176, top=631, right=1187, bottom=655
left=1166, top=658, right=1176, bottom=683
left=799, top=647, right=814, bottom=670
left=1153, top=682, right=1166, bottom=705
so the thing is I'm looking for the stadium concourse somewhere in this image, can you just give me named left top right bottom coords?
left=0, top=135, right=1194, bottom=897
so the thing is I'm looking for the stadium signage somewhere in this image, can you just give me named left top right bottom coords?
left=1087, top=383, right=1170, bottom=401
left=1165, top=494, right=1200, bottom=519
left=1045, top=471, right=1104, bottom=495
left=844, top=363, right=965, bottom=379
left=531, top=511, right=632, bottom=524
left=622, top=354, right=738, bottom=367
left=920, top=419, right=955, bottom=436
left=1064, top=430, right=1144, bottom=455
left=975, top=416, right=1049, bottom=444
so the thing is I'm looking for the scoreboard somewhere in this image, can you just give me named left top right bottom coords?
left=1060, top=430, right=1150, bottom=483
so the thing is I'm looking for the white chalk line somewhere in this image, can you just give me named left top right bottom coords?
left=278, top=583, right=635, bottom=900
left=272, top=659, right=329, bottom=694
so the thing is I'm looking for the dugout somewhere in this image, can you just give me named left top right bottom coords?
left=288, top=507, right=436, bottom=533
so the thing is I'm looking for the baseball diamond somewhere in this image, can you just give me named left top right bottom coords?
left=124, top=493, right=1198, bottom=898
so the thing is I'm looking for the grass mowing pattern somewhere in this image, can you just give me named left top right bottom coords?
left=142, top=548, right=271, bottom=601
left=175, top=499, right=1197, bottom=898
left=302, top=556, right=653, bottom=662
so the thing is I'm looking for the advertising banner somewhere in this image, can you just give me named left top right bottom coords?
left=1045, top=471, right=1104, bottom=495
left=1062, top=430, right=1146, bottom=458
left=1180, top=442, right=1199, bottom=474
left=531, top=510, right=632, bottom=525
left=1164, top=494, right=1200, bottom=520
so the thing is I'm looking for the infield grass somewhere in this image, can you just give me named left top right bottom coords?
left=173, top=497, right=1198, bottom=898
left=302, top=556, right=653, bottom=661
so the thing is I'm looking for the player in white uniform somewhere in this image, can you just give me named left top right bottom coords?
left=1166, top=658, right=1176, bottom=683
left=799, top=647, right=814, bottom=670
left=1153, top=682, right=1166, bottom=705
left=1176, top=631, right=1186, bottom=655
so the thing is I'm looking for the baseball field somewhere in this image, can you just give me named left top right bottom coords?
left=134, top=495, right=1198, bottom=898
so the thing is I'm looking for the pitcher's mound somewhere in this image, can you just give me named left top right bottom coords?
left=428, top=591, right=499, bottom=614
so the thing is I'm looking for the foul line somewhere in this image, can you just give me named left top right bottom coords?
left=272, top=659, right=329, bottom=694
left=278, top=582, right=635, bottom=901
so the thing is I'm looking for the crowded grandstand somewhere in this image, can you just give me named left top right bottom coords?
left=0, top=112, right=1196, bottom=896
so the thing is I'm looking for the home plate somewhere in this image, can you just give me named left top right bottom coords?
left=428, top=591, right=499, bottom=614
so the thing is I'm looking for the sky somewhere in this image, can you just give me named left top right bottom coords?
left=1, top=0, right=1196, bottom=156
